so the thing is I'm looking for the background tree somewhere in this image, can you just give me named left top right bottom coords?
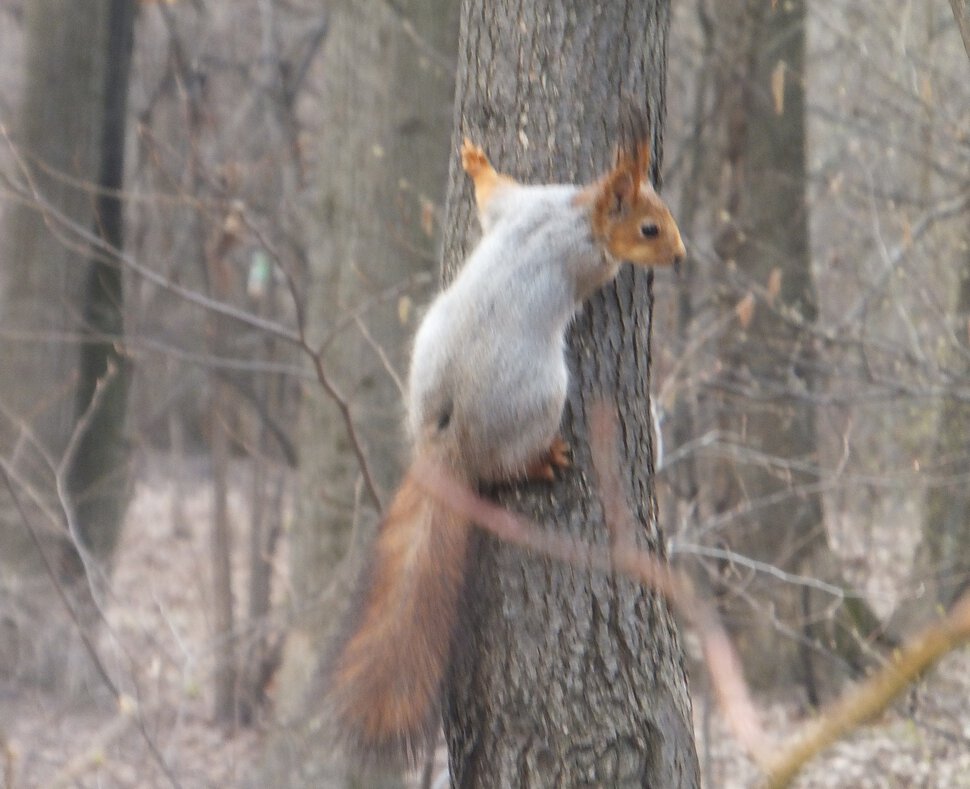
left=0, top=0, right=135, bottom=690
left=128, top=0, right=329, bottom=727
left=262, top=0, right=460, bottom=784
left=0, top=0, right=969, bottom=784
left=950, top=0, right=970, bottom=56
left=654, top=0, right=969, bottom=777
left=439, top=1, right=700, bottom=785
left=892, top=0, right=970, bottom=634
left=65, top=0, right=137, bottom=585
left=693, top=0, right=883, bottom=698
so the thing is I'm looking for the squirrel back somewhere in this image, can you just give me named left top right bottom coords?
left=325, top=115, right=685, bottom=766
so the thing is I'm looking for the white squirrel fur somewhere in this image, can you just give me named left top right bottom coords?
left=409, top=182, right=619, bottom=480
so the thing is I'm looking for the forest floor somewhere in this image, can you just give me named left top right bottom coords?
left=2, top=456, right=969, bottom=788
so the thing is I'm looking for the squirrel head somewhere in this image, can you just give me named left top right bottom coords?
left=589, top=112, right=686, bottom=268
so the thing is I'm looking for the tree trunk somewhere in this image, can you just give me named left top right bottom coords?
left=262, top=0, right=459, bottom=784
left=892, top=262, right=970, bottom=635
left=0, top=0, right=135, bottom=690
left=64, top=0, right=137, bottom=598
left=885, top=2, right=970, bottom=638
left=439, top=2, right=699, bottom=785
left=704, top=0, right=882, bottom=700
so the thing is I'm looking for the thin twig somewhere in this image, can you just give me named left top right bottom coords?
left=671, top=543, right=850, bottom=598
left=353, top=315, right=407, bottom=399
left=0, top=464, right=119, bottom=697
left=46, top=363, right=131, bottom=661
left=840, top=188, right=970, bottom=330
left=2, top=125, right=386, bottom=514
left=0, top=145, right=302, bottom=344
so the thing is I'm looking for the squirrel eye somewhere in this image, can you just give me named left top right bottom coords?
left=640, top=222, right=660, bottom=238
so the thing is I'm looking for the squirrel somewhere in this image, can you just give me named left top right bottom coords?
left=325, top=113, right=686, bottom=765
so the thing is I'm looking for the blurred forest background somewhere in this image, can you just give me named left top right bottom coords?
left=0, top=0, right=968, bottom=786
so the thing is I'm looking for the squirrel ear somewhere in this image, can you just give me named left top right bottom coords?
left=604, top=167, right=637, bottom=217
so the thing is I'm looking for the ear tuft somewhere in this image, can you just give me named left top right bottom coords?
left=616, top=105, right=652, bottom=181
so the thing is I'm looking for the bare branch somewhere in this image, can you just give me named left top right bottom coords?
left=672, top=542, right=851, bottom=599
left=410, top=418, right=773, bottom=770
left=2, top=126, right=387, bottom=513
left=0, top=464, right=119, bottom=697
left=764, top=592, right=970, bottom=787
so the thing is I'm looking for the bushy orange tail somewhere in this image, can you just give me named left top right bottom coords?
left=326, top=466, right=471, bottom=764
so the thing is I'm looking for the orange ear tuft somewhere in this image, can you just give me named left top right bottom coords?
left=616, top=105, right=653, bottom=182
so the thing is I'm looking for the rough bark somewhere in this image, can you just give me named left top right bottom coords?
left=706, top=0, right=882, bottom=698
left=0, top=0, right=134, bottom=690
left=261, top=0, right=459, bottom=784
left=888, top=2, right=970, bottom=637
left=440, top=2, right=699, bottom=786
left=892, top=261, right=970, bottom=634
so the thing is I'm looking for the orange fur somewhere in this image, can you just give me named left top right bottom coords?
left=464, top=122, right=685, bottom=269
left=327, top=466, right=471, bottom=764
left=590, top=120, right=686, bottom=267
left=591, top=175, right=686, bottom=266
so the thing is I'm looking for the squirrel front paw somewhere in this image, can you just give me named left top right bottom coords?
left=461, top=138, right=491, bottom=178
left=522, top=436, right=572, bottom=482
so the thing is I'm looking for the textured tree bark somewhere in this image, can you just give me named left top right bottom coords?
left=261, top=0, right=459, bottom=784
left=0, top=0, right=133, bottom=689
left=886, top=0, right=970, bottom=639
left=895, top=262, right=970, bottom=630
left=706, top=0, right=882, bottom=698
left=439, top=2, right=700, bottom=786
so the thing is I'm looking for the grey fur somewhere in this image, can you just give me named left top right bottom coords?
left=408, top=183, right=621, bottom=479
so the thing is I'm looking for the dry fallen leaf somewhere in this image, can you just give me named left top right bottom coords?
left=767, top=267, right=783, bottom=303
left=771, top=60, right=787, bottom=115
left=398, top=295, right=413, bottom=325
left=420, top=197, right=436, bottom=238
left=736, top=292, right=756, bottom=329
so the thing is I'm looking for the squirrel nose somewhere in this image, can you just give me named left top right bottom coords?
left=672, top=235, right=686, bottom=264
left=672, top=241, right=686, bottom=273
